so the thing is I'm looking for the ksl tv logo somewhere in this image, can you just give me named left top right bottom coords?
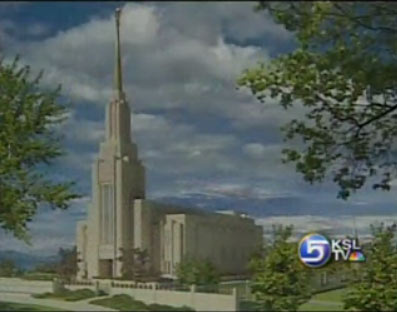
left=298, top=233, right=366, bottom=268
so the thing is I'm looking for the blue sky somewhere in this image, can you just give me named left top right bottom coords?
left=1, top=2, right=397, bottom=256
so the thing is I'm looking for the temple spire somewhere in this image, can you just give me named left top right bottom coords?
left=106, top=7, right=132, bottom=142
left=114, top=7, right=123, bottom=99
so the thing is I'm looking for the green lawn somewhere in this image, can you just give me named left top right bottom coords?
left=90, top=294, right=194, bottom=311
left=239, top=300, right=262, bottom=311
left=0, top=301, right=66, bottom=311
left=32, top=288, right=97, bottom=302
left=22, top=272, right=58, bottom=281
left=299, top=301, right=343, bottom=312
left=299, top=288, right=348, bottom=312
left=313, top=288, right=347, bottom=302
left=240, top=288, right=348, bottom=312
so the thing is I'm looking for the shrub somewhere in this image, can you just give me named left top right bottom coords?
left=149, top=303, right=194, bottom=311
left=90, top=294, right=196, bottom=311
left=176, top=258, right=219, bottom=287
left=32, top=288, right=96, bottom=302
left=64, top=289, right=96, bottom=301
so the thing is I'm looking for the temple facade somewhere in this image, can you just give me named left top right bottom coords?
left=76, top=8, right=263, bottom=280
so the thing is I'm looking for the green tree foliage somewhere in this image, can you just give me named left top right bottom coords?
left=0, top=259, right=18, bottom=277
left=175, top=257, right=219, bottom=287
left=56, top=246, right=77, bottom=282
left=118, top=247, right=150, bottom=281
left=249, top=225, right=311, bottom=311
left=33, top=262, right=57, bottom=274
left=0, top=56, right=79, bottom=240
left=239, top=2, right=397, bottom=199
left=343, top=223, right=397, bottom=311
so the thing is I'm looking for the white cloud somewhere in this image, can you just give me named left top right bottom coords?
left=27, top=23, right=49, bottom=37
left=223, top=6, right=292, bottom=43
left=12, top=3, right=269, bottom=115
left=243, top=143, right=267, bottom=159
left=66, top=119, right=105, bottom=145
left=0, top=197, right=89, bottom=256
left=2, top=2, right=397, bottom=256
left=256, top=215, right=397, bottom=241
left=133, top=113, right=240, bottom=176
left=157, top=2, right=292, bottom=44
left=61, top=151, right=96, bottom=172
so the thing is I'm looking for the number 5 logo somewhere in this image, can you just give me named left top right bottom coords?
left=299, top=234, right=331, bottom=268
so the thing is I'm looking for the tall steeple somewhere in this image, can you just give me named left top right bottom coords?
left=76, top=5, right=145, bottom=281
left=114, top=7, right=124, bottom=99
left=105, top=7, right=131, bottom=142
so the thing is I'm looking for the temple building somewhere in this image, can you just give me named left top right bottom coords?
left=76, top=8, right=263, bottom=280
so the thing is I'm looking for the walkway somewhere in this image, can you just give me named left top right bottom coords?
left=0, top=292, right=116, bottom=312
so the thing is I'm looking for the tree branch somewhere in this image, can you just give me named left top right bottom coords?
left=357, top=104, right=397, bottom=130
left=334, top=3, right=397, bottom=34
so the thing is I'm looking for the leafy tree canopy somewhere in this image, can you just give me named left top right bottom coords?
left=57, top=246, right=77, bottom=282
left=239, top=2, right=397, bottom=199
left=0, top=259, right=18, bottom=277
left=176, top=257, right=219, bottom=287
left=118, top=247, right=150, bottom=281
left=249, top=225, right=311, bottom=311
left=0, top=56, right=79, bottom=241
left=343, top=223, right=397, bottom=311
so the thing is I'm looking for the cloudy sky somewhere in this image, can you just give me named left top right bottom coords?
left=1, top=2, right=397, bottom=256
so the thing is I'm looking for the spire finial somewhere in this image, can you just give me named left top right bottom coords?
left=114, top=7, right=123, bottom=98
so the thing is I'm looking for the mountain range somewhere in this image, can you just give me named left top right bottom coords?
left=0, top=250, right=60, bottom=270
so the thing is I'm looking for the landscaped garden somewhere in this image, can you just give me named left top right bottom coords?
left=32, top=288, right=98, bottom=302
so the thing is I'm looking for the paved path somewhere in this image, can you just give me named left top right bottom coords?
left=0, top=292, right=116, bottom=311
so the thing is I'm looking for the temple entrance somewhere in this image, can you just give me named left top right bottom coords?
left=99, top=259, right=113, bottom=278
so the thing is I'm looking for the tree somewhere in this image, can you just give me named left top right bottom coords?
left=0, top=56, right=79, bottom=241
left=311, top=235, right=360, bottom=291
left=176, top=257, right=219, bottom=287
left=249, top=225, right=311, bottom=311
left=56, top=246, right=77, bottom=282
left=33, top=261, right=58, bottom=274
left=238, top=2, right=397, bottom=199
left=118, top=247, right=150, bottom=281
left=343, top=223, right=397, bottom=311
left=0, top=259, right=17, bottom=277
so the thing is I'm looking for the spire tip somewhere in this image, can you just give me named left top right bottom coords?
left=114, top=7, right=123, bottom=99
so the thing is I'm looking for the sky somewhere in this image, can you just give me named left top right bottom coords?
left=1, top=1, right=397, bottom=256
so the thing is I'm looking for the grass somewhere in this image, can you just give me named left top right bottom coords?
left=90, top=294, right=194, bottom=311
left=240, top=288, right=348, bottom=312
left=32, top=288, right=97, bottom=302
left=239, top=300, right=263, bottom=311
left=312, top=288, right=346, bottom=302
left=299, top=288, right=347, bottom=312
left=22, top=272, right=58, bottom=281
left=0, top=301, right=66, bottom=311
left=299, top=301, right=344, bottom=311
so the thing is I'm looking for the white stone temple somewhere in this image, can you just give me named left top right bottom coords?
left=76, top=8, right=263, bottom=280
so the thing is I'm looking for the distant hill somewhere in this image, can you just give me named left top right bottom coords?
left=155, top=193, right=397, bottom=217
left=0, top=250, right=60, bottom=270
